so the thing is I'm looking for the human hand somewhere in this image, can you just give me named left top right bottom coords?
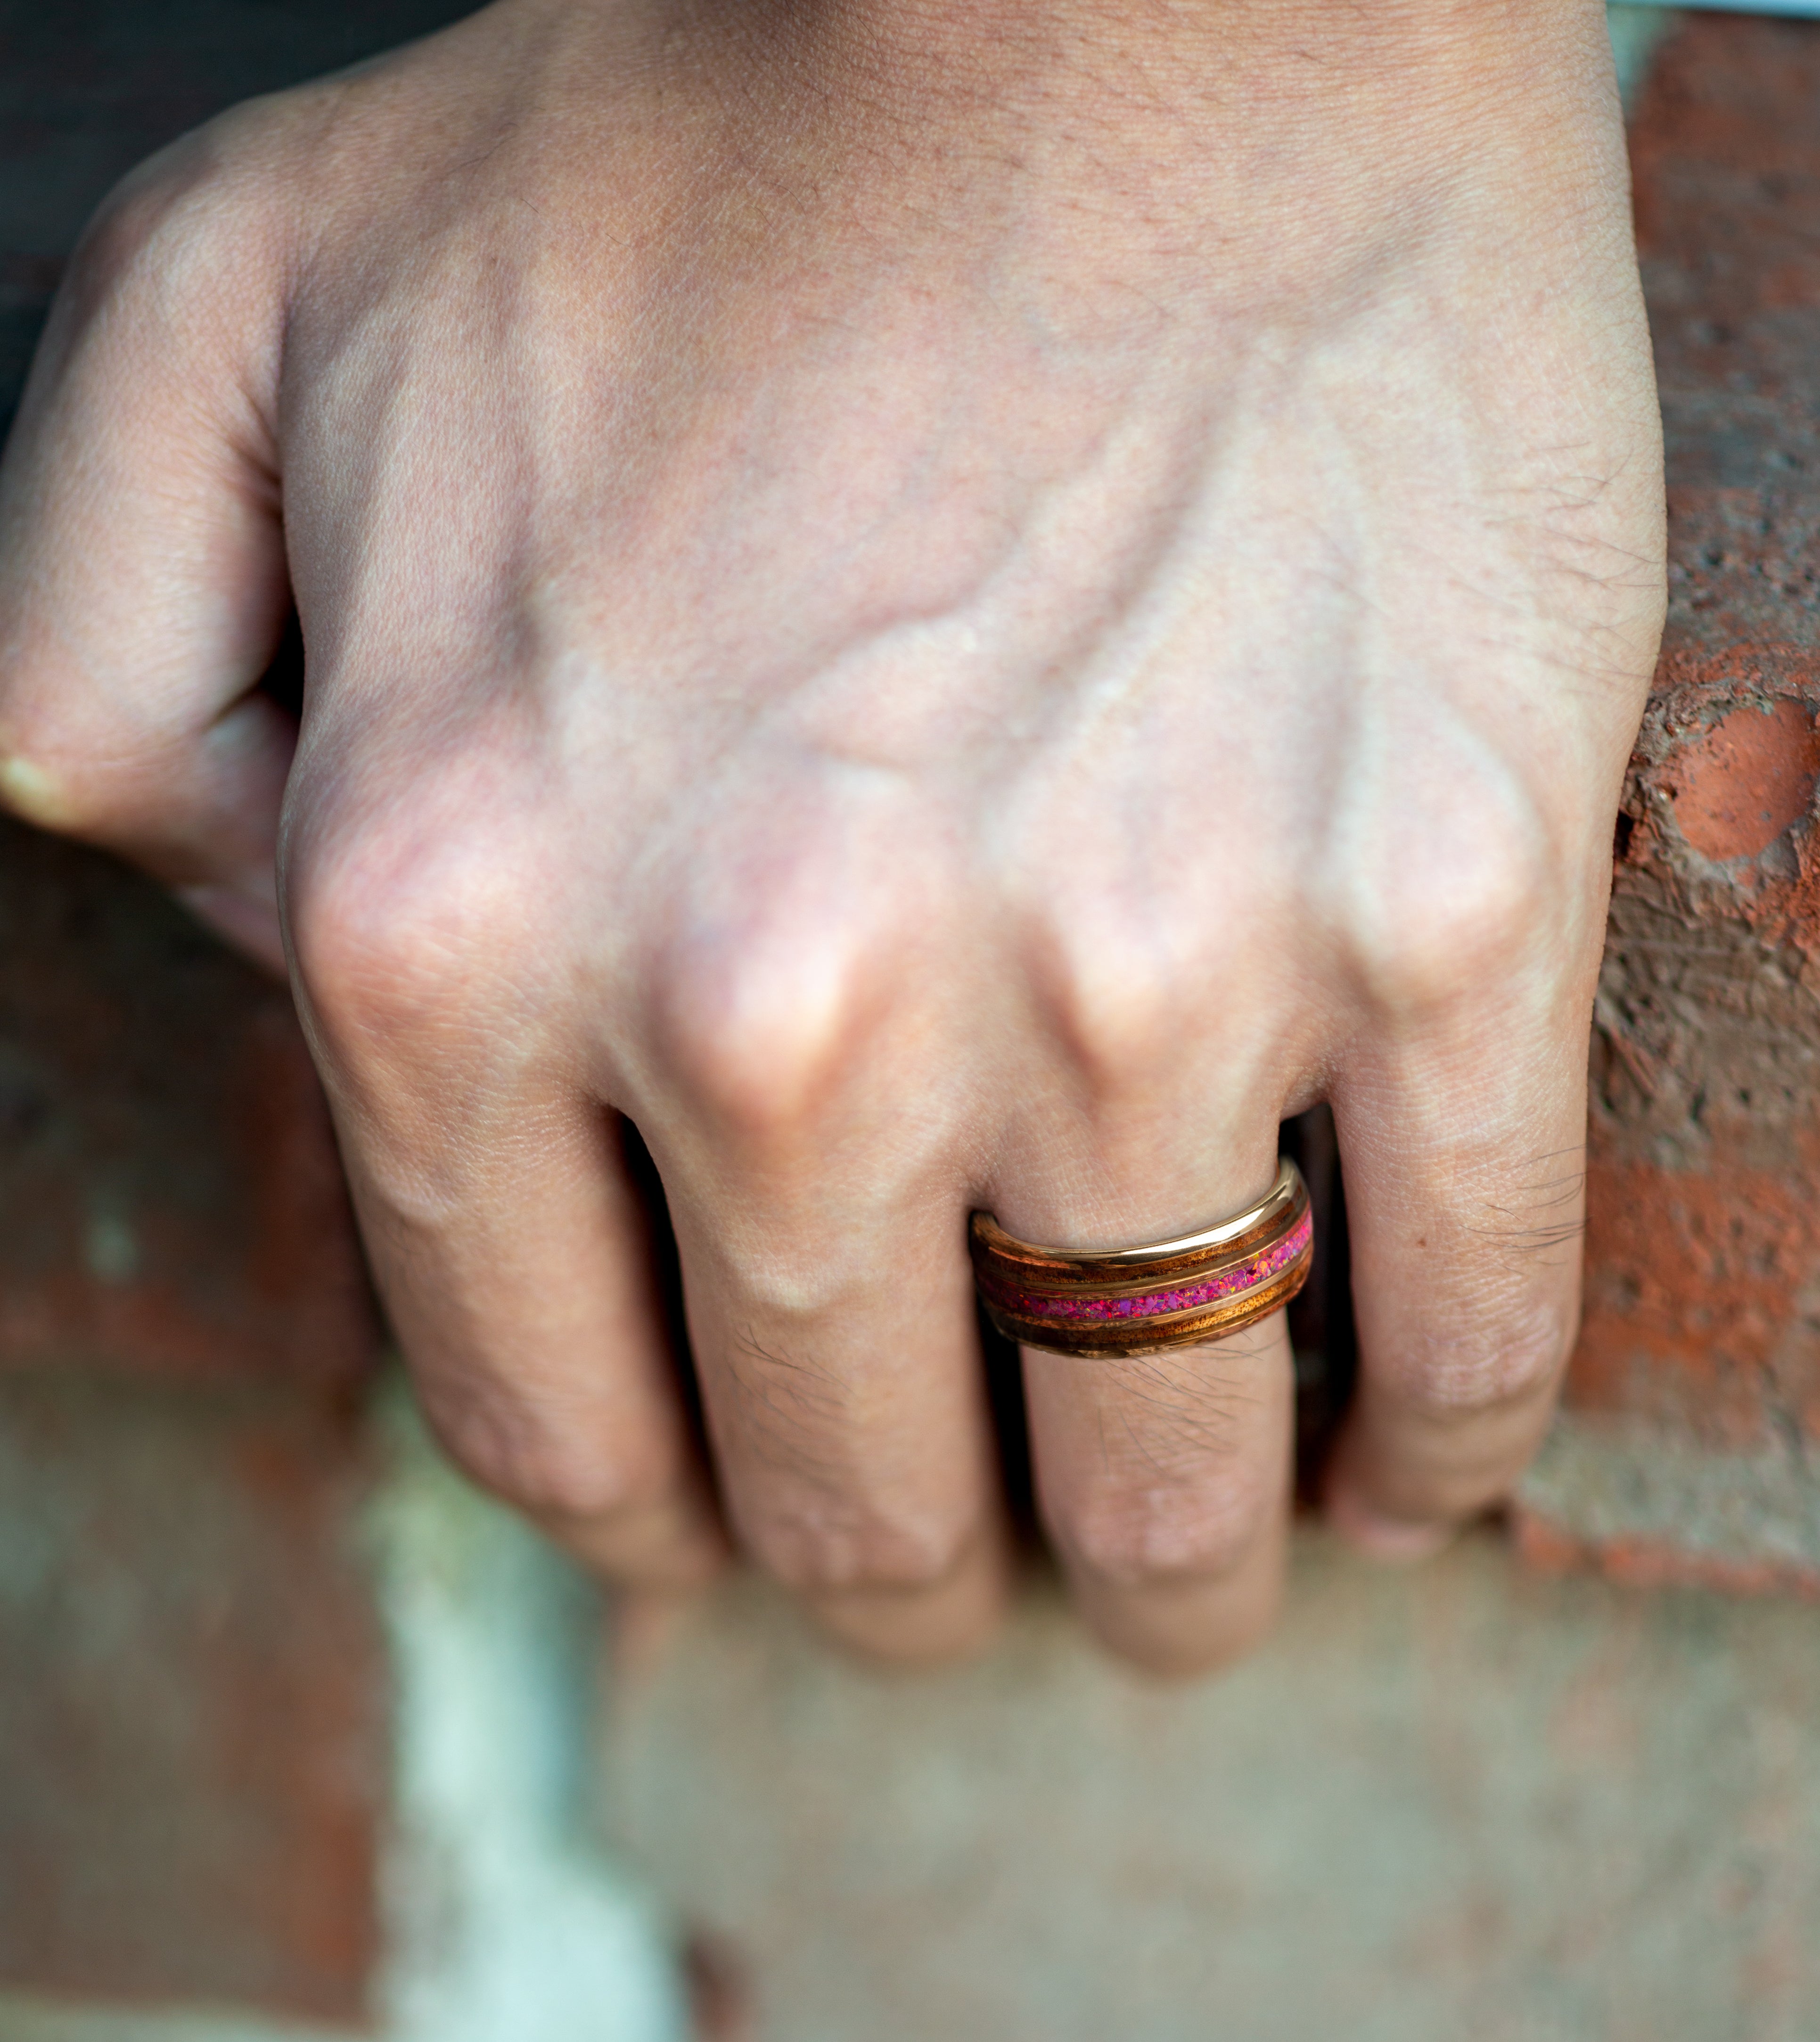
left=0, top=0, right=1664, bottom=1672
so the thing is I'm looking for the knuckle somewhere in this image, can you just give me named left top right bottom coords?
left=1337, top=779, right=1557, bottom=1019
left=650, top=905, right=885, bottom=1143
left=58, top=169, right=197, bottom=323
left=1021, top=893, right=1210, bottom=1095
left=67, top=169, right=197, bottom=311
left=644, top=785, right=960, bottom=1145
left=710, top=1250, right=873, bottom=1326
left=746, top=1499, right=977, bottom=1598
left=1008, top=798, right=1288, bottom=1095
left=62, top=116, right=281, bottom=326
left=286, top=785, right=532, bottom=1058
left=422, top=1375, right=670, bottom=1524
left=1060, top=1462, right=1279, bottom=1589
left=1383, top=1304, right=1572, bottom=1426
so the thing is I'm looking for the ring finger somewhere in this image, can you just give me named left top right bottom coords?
left=998, top=1134, right=1301, bottom=1677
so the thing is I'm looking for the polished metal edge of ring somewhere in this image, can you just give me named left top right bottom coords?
left=972, top=1212, right=1294, bottom=1300
left=970, top=1159, right=1302, bottom=1272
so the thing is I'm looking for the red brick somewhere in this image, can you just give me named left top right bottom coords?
left=1513, top=1507, right=1820, bottom=1603
left=1519, top=16, right=1820, bottom=1592
left=0, top=1371, right=385, bottom=2024
left=0, top=786, right=388, bottom=2021
left=1669, top=699, right=1820, bottom=863
left=1574, top=1154, right=1820, bottom=1445
left=0, top=815, right=377, bottom=1392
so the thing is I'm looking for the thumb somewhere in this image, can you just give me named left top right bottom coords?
left=0, top=125, right=297, bottom=971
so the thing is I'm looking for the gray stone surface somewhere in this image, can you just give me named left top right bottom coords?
left=606, top=1531, right=1820, bottom=2042
left=1523, top=1413, right=1820, bottom=1588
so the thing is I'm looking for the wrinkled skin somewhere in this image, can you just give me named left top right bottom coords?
left=0, top=0, right=1664, bottom=1672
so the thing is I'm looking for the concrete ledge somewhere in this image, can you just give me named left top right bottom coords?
left=0, top=2000, right=346, bottom=2042
left=1517, top=1413, right=1820, bottom=1597
left=606, top=1531, right=1820, bottom=2042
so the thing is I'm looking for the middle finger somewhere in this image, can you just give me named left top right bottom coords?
left=657, top=1134, right=1014, bottom=1665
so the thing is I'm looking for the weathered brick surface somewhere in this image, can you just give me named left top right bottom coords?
left=0, top=1373, right=385, bottom=2023
left=0, top=818, right=375, bottom=1390
left=1516, top=15, right=1820, bottom=1592
left=0, top=833, right=389, bottom=2020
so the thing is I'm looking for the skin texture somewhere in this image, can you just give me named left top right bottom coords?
left=0, top=0, right=1665, bottom=1673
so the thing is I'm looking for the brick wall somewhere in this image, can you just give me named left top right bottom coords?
left=0, top=824, right=386, bottom=2021
left=1513, top=15, right=1820, bottom=1596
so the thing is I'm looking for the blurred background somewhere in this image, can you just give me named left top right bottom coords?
left=1, top=6, right=1818, bottom=2038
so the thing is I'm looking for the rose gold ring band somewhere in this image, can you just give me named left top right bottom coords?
left=969, top=1159, right=1314, bottom=1359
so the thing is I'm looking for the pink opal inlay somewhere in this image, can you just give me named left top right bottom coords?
left=986, top=1210, right=1313, bottom=1324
